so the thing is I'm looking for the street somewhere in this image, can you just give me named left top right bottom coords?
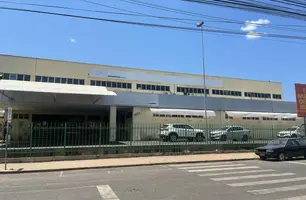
left=2, top=160, right=306, bottom=200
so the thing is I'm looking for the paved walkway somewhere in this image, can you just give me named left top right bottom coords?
left=0, top=152, right=257, bottom=173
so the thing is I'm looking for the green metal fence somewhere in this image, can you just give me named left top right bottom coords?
left=0, top=122, right=296, bottom=158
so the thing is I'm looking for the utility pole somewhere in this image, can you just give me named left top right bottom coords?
left=197, top=21, right=209, bottom=142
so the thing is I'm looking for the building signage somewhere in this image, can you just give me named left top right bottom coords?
left=295, top=84, right=306, bottom=117
left=88, top=68, right=223, bottom=88
left=7, top=107, right=12, bottom=123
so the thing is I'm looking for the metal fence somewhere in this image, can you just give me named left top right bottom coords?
left=0, top=122, right=296, bottom=158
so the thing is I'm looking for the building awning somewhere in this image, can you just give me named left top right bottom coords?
left=150, top=108, right=216, bottom=117
left=226, top=111, right=297, bottom=119
left=0, top=80, right=116, bottom=96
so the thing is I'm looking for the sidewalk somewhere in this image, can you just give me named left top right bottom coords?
left=0, top=152, right=257, bottom=173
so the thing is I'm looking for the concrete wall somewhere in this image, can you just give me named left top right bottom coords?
left=0, top=54, right=283, bottom=101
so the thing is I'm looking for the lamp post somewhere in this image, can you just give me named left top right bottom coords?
left=197, top=21, right=208, bottom=142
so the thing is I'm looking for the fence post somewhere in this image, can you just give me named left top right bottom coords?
left=99, top=122, right=102, bottom=148
left=64, top=122, right=67, bottom=149
left=30, top=123, right=33, bottom=157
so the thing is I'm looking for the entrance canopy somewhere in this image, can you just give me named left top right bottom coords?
left=226, top=111, right=297, bottom=119
left=150, top=108, right=216, bottom=117
left=0, top=80, right=116, bottom=96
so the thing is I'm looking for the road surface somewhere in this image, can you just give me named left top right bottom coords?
left=2, top=159, right=306, bottom=199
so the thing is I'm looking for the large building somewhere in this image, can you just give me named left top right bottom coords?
left=0, top=54, right=298, bottom=141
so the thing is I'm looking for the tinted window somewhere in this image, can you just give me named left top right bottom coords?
left=49, top=77, right=55, bottom=83
left=73, top=79, right=79, bottom=85
left=79, top=80, right=85, bottom=85
left=42, top=76, right=48, bottom=82
left=17, top=74, right=24, bottom=81
left=24, top=75, right=31, bottom=81
left=67, top=79, right=73, bottom=84
left=61, top=78, right=67, bottom=84
left=35, top=76, right=42, bottom=82
left=55, top=77, right=61, bottom=83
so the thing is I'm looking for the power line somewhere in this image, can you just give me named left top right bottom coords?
left=1, top=6, right=306, bottom=42
left=79, top=0, right=194, bottom=25
left=0, top=0, right=200, bottom=22
left=119, top=0, right=306, bottom=33
left=183, top=0, right=306, bottom=21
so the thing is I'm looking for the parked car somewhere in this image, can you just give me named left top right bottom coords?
left=277, top=125, right=305, bottom=138
left=159, top=124, right=205, bottom=142
left=255, top=138, right=306, bottom=161
left=210, top=125, right=250, bottom=141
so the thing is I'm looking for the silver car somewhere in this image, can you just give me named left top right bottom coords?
left=210, top=125, right=251, bottom=141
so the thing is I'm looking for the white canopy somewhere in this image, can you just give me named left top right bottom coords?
left=150, top=108, right=216, bottom=117
left=226, top=111, right=297, bottom=119
left=0, top=80, right=116, bottom=96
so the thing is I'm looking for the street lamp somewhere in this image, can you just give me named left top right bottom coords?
left=197, top=21, right=209, bottom=142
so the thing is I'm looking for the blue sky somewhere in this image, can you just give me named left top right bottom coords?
left=1, top=0, right=306, bottom=101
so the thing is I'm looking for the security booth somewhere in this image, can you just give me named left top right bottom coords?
left=0, top=80, right=118, bottom=147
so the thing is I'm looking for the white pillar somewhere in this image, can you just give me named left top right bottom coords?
left=109, top=106, right=117, bottom=142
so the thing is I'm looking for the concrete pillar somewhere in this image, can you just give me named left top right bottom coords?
left=109, top=106, right=117, bottom=142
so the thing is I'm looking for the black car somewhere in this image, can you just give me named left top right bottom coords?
left=255, top=138, right=306, bottom=161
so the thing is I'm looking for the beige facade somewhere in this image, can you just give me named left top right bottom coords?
left=0, top=54, right=283, bottom=101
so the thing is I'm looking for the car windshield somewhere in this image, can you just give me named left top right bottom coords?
left=285, top=127, right=298, bottom=131
left=268, top=139, right=288, bottom=146
left=161, top=124, right=169, bottom=129
left=218, top=126, right=230, bottom=131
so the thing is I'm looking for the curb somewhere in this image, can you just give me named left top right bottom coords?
left=0, top=157, right=258, bottom=174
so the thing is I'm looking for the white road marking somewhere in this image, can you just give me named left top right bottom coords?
left=97, top=185, right=120, bottom=200
left=277, top=195, right=306, bottom=200
left=179, top=164, right=245, bottom=170
left=169, top=162, right=233, bottom=167
left=59, top=171, right=63, bottom=177
left=198, top=169, right=275, bottom=177
left=188, top=166, right=259, bottom=173
left=288, top=161, right=306, bottom=165
left=229, top=176, right=306, bottom=187
left=211, top=173, right=295, bottom=181
left=248, top=184, right=306, bottom=195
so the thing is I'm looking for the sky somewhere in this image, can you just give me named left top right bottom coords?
left=1, top=0, right=306, bottom=102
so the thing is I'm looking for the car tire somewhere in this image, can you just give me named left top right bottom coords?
left=260, top=156, right=266, bottom=160
left=278, top=153, right=286, bottom=161
left=242, top=135, right=248, bottom=141
left=196, top=133, right=204, bottom=142
left=220, top=135, right=227, bottom=141
left=169, top=133, right=178, bottom=142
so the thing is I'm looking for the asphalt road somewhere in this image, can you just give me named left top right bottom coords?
left=3, top=159, right=306, bottom=200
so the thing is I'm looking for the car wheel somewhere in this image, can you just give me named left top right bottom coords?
left=196, top=133, right=204, bottom=142
left=242, top=135, right=248, bottom=141
left=278, top=153, right=286, bottom=161
left=260, top=156, right=266, bottom=160
left=169, top=133, right=178, bottom=142
left=220, top=135, right=227, bottom=141
left=291, top=134, right=297, bottom=138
